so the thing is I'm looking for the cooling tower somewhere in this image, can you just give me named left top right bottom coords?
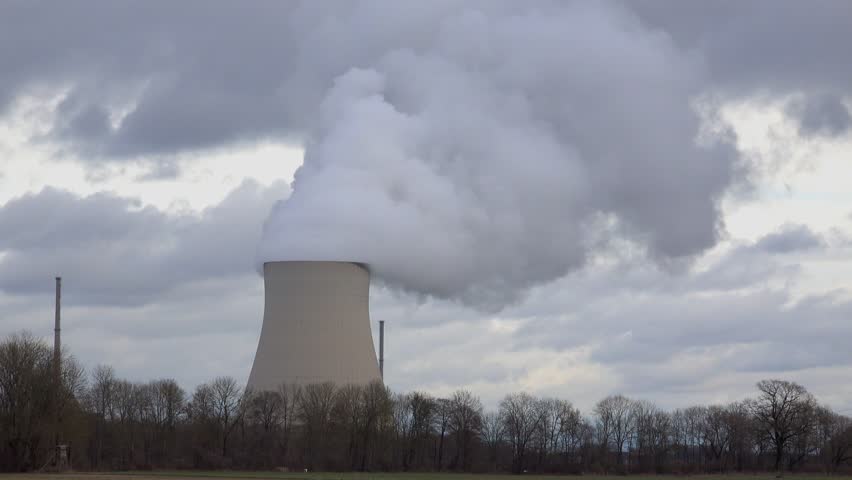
left=247, top=261, right=382, bottom=391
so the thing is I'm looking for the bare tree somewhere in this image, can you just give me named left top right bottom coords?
left=56, top=349, right=86, bottom=453
left=186, top=382, right=217, bottom=466
left=749, top=379, right=817, bottom=471
left=88, top=364, right=117, bottom=468
left=0, top=332, right=53, bottom=471
left=534, top=398, right=560, bottom=469
left=248, top=389, right=283, bottom=433
left=209, top=376, right=245, bottom=458
left=112, top=379, right=137, bottom=468
left=134, top=382, right=156, bottom=467
left=480, top=411, right=504, bottom=471
left=595, top=394, right=634, bottom=472
left=358, top=381, right=392, bottom=470
left=392, top=391, right=434, bottom=470
left=817, top=410, right=852, bottom=471
left=447, top=389, right=482, bottom=471
left=631, top=399, right=671, bottom=473
left=333, top=384, right=363, bottom=468
left=700, top=405, right=730, bottom=471
left=500, top=392, right=544, bottom=474
left=723, top=401, right=753, bottom=472
left=405, top=391, right=436, bottom=470
left=392, top=393, right=412, bottom=469
left=554, top=400, right=584, bottom=468
left=152, top=378, right=185, bottom=463
left=671, top=405, right=705, bottom=469
left=432, top=397, right=451, bottom=470
left=277, top=383, right=301, bottom=466
left=298, top=382, right=337, bottom=470
left=246, top=388, right=283, bottom=468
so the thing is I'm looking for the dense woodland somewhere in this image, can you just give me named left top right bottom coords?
left=1, top=331, right=850, bottom=474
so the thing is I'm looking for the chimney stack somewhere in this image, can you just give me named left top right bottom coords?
left=379, top=320, right=385, bottom=379
left=53, top=277, right=61, bottom=450
left=54, top=277, right=61, bottom=372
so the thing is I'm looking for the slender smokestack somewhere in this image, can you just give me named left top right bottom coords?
left=379, top=320, right=384, bottom=379
left=54, top=277, right=61, bottom=369
left=53, top=276, right=61, bottom=447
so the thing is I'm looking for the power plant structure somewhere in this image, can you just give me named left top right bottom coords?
left=247, top=261, right=383, bottom=392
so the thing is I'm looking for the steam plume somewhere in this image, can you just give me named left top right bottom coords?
left=258, top=1, right=737, bottom=308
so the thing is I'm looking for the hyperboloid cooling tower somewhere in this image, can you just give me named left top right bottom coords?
left=247, top=261, right=382, bottom=392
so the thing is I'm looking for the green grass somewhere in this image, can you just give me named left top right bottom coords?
left=2, top=473, right=850, bottom=480
left=99, top=473, right=852, bottom=480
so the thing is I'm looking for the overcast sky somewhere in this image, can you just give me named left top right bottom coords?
left=1, top=0, right=851, bottom=414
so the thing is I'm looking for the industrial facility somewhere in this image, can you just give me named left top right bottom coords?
left=247, top=261, right=382, bottom=392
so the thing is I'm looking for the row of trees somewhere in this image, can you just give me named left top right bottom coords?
left=1, top=331, right=851, bottom=473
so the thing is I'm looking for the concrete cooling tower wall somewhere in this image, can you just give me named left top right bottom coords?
left=247, top=261, right=382, bottom=392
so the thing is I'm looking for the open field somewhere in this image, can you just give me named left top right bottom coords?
left=3, top=474, right=852, bottom=480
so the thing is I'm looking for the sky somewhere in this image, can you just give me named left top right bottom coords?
left=1, top=0, right=851, bottom=414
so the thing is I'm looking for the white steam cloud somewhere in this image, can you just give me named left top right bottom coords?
left=258, top=1, right=738, bottom=308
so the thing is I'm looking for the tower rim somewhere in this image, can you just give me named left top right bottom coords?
left=262, top=260, right=371, bottom=274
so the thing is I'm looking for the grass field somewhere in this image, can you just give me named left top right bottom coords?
left=2, top=473, right=852, bottom=480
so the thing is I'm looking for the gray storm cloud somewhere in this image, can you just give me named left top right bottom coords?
left=10, top=0, right=847, bottom=308
left=257, top=2, right=738, bottom=307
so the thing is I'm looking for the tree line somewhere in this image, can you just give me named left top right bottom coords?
left=1, top=330, right=850, bottom=473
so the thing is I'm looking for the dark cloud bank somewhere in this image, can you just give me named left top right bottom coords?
left=0, top=0, right=850, bottom=309
left=0, top=182, right=288, bottom=305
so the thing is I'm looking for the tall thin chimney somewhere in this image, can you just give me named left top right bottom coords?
left=54, top=277, right=61, bottom=371
left=53, top=276, right=61, bottom=448
left=379, top=320, right=384, bottom=379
